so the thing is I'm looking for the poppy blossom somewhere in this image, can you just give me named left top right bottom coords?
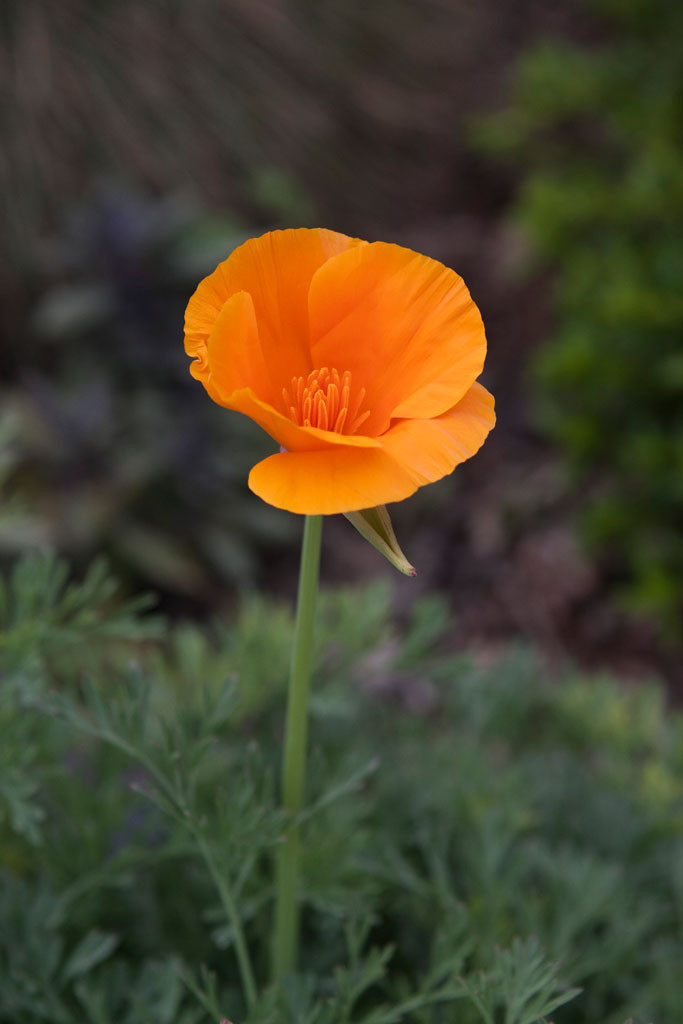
left=185, top=228, right=495, bottom=515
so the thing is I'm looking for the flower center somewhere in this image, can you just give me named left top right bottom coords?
left=282, top=367, right=370, bottom=434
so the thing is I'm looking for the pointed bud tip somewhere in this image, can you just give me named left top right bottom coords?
left=344, top=504, right=415, bottom=577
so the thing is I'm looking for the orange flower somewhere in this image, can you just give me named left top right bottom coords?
left=185, top=228, right=495, bottom=515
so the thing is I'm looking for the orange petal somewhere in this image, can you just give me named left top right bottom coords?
left=186, top=228, right=364, bottom=401
left=213, top=388, right=381, bottom=454
left=248, top=383, right=495, bottom=514
left=185, top=268, right=228, bottom=382
left=200, top=289, right=272, bottom=398
left=308, top=241, right=486, bottom=432
left=249, top=446, right=418, bottom=515
left=379, top=382, right=496, bottom=484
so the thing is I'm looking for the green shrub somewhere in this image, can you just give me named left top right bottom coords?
left=0, top=552, right=680, bottom=1022
left=475, top=0, right=683, bottom=634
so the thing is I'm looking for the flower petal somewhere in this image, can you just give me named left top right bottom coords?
left=185, top=228, right=364, bottom=401
left=199, top=289, right=271, bottom=398
left=248, top=446, right=418, bottom=515
left=185, top=276, right=226, bottom=382
left=247, top=383, right=495, bottom=514
left=379, top=382, right=496, bottom=484
left=308, top=241, right=486, bottom=432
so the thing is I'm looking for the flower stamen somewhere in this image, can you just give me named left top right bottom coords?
left=283, top=368, right=369, bottom=435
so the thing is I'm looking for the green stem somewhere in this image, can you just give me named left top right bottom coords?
left=272, top=514, right=323, bottom=979
left=194, top=831, right=257, bottom=1013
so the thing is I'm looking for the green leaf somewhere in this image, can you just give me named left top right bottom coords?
left=62, top=930, right=120, bottom=982
left=343, top=506, right=416, bottom=577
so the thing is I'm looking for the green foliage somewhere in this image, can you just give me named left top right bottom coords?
left=1, top=553, right=681, bottom=1022
left=0, top=550, right=161, bottom=677
left=475, top=0, right=683, bottom=633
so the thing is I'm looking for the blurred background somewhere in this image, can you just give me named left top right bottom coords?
left=1, top=0, right=681, bottom=686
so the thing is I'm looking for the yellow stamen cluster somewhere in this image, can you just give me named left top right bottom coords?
left=283, top=367, right=370, bottom=435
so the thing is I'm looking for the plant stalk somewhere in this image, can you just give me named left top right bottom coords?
left=272, top=514, right=323, bottom=979
left=194, top=831, right=257, bottom=1013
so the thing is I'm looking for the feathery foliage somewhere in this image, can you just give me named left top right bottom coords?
left=0, top=552, right=678, bottom=1022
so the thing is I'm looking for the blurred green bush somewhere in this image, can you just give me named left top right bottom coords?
left=1, top=552, right=681, bottom=1022
left=476, top=0, right=683, bottom=635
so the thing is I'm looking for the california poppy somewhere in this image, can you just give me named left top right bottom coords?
left=185, top=228, right=494, bottom=515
